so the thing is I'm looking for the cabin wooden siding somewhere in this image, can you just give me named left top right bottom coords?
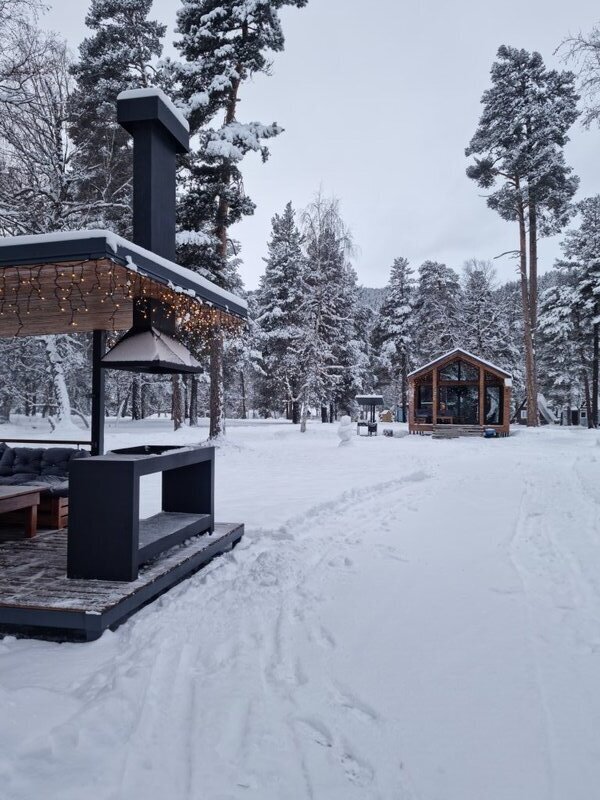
left=408, top=350, right=511, bottom=436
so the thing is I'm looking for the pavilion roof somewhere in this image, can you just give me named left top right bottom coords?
left=0, top=230, right=247, bottom=337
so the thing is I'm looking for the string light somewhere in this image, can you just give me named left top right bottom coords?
left=0, top=257, right=246, bottom=339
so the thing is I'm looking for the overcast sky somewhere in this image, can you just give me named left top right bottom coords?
left=44, top=0, right=600, bottom=290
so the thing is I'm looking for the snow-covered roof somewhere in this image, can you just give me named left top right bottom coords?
left=408, top=348, right=512, bottom=379
left=355, top=394, right=385, bottom=405
left=117, top=88, right=190, bottom=133
left=0, top=229, right=247, bottom=319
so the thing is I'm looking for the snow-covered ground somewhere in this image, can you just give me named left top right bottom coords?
left=1, top=420, right=600, bottom=799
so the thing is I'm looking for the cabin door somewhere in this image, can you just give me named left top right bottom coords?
left=439, top=386, right=479, bottom=425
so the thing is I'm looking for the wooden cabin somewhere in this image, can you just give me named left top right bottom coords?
left=408, top=349, right=512, bottom=436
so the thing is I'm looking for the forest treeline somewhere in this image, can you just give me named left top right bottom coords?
left=1, top=1, right=600, bottom=429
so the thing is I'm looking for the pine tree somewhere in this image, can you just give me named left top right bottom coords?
left=413, top=260, right=462, bottom=362
left=372, top=257, right=415, bottom=419
left=460, top=258, right=516, bottom=368
left=466, top=45, right=579, bottom=425
left=538, top=280, right=584, bottom=420
left=172, top=0, right=307, bottom=438
left=296, top=194, right=355, bottom=429
left=539, top=196, right=600, bottom=426
left=255, top=202, right=307, bottom=421
left=70, top=0, right=166, bottom=234
left=331, top=261, right=369, bottom=417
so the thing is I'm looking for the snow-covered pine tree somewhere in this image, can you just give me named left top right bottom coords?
left=413, top=260, right=462, bottom=363
left=255, top=202, right=307, bottom=421
left=332, top=261, right=370, bottom=418
left=295, top=194, right=357, bottom=429
left=172, top=0, right=307, bottom=438
left=461, top=259, right=514, bottom=366
left=372, top=257, right=415, bottom=419
left=70, top=0, right=166, bottom=235
left=466, top=45, right=580, bottom=426
left=538, top=280, right=585, bottom=421
left=539, top=196, right=600, bottom=425
left=71, top=0, right=168, bottom=425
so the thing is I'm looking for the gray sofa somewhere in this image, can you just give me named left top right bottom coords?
left=0, top=444, right=90, bottom=528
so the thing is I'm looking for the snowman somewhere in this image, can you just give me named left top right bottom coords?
left=337, top=415, right=353, bottom=447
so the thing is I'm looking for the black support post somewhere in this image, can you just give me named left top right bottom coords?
left=91, top=330, right=106, bottom=456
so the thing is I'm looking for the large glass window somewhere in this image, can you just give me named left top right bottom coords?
left=438, top=385, right=479, bottom=424
left=415, top=382, right=432, bottom=422
left=438, top=359, right=479, bottom=382
left=485, top=386, right=502, bottom=424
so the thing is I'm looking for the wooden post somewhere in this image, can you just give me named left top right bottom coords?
left=91, top=330, right=106, bottom=456
left=479, top=367, right=485, bottom=427
left=432, top=369, right=438, bottom=426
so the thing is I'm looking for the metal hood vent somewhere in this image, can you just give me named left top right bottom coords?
left=101, top=298, right=201, bottom=375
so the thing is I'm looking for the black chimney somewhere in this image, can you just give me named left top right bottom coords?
left=117, top=88, right=190, bottom=261
left=101, top=89, right=201, bottom=375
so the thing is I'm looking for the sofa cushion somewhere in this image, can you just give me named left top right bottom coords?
left=0, top=474, right=42, bottom=486
left=12, top=447, right=44, bottom=476
left=0, top=475, right=69, bottom=497
left=0, top=443, right=14, bottom=477
left=40, top=447, right=89, bottom=477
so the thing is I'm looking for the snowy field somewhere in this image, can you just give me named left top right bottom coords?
left=0, top=420, right=600, bottom=799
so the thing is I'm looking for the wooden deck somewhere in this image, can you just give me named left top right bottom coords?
left=0, top=523, right=244, bottom=641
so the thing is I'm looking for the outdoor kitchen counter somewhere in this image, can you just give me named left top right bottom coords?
left=67, top=444, right=215, bottom=582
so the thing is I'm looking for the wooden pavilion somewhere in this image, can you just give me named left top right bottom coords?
left=0, top=89, right=247, bottom=640
left=408, top=349, right=512, bottom=436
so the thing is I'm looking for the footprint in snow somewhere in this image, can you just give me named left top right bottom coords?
left=341, top=750, right=375, bottom=786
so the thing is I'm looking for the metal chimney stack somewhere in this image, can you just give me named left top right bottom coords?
left=117, top=88, right=190, bottom=261
left=101, top=90, right=200, bottom=375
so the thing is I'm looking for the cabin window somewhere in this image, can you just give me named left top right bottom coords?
left=485, top=386, right=503, bottom=425
left=438, top=385, right=479, bottom=424
left=438, top=359, right=479, bottom=382
left=415, top=382, right=433, bottom=422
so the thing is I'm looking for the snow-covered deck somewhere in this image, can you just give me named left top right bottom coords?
left=0, top=524, right=243, bottom=641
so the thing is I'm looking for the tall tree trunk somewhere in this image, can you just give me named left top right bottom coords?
left=209, top=328, right=225, bottom=438
left=528, top=201, right=539, bottom=418
left=593, top=317, right=599, bottom=427
left=172, top=374, right=184, bottom=431
left=189, top=374, right=199, bottom=427
left=292, top=400, right=300, bottom=425
left=582, top=367, right=594, bottom=429
left=400, top=354, right=408, bottom=422
left=42, top=336, right=71, bottom=425
left=131, top=374, right=142, bottom=421
left=0, top=397, right=10, bottom=424
left=208, top=40, right=245, bottom=439
left=240, top=370, right=247, bottom=419
left=517, top=193, right=538, bottom=427
left=300, top=399, right=308, bottom=433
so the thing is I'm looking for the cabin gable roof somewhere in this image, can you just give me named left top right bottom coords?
left=408, top=348, right=512, bottom=381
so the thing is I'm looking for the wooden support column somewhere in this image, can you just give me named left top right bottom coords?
left=479, top=368, right=485, bottom=426
left=91, top=330, right=106, bottom=456
left=432, top=369, right=438, bottom=426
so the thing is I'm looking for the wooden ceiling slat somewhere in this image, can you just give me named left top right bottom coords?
left=0, top=258, right=235, bottom=338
